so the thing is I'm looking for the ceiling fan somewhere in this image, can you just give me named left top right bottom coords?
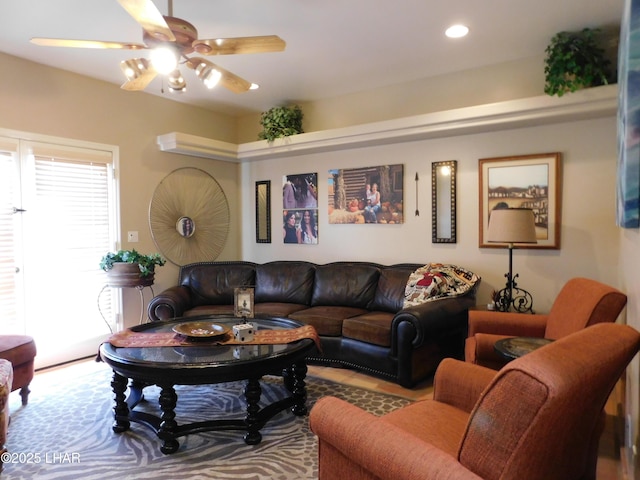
left=30, top=0, right=285, bottom=94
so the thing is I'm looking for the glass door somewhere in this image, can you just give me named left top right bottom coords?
left=0, top=135, right=119, bottom=369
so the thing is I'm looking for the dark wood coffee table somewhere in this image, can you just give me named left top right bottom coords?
left=99, top=315, right=315, bottom=454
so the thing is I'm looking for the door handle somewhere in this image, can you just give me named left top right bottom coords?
left=12, top=207, right=26, bottom=214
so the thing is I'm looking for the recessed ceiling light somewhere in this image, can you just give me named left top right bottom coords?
left=445, top=24, right=469, bottom=38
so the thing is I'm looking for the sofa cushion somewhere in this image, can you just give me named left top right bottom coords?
left=369, top=265, right=416, bottom=312
left=311, top=263, right=380, bottom=308
left=255, top=302, right=309, bottom=317
left=289, top=306, right=368, bottom=336
left=182, top=305, right=234, bottom=317
left=255, top=261, right=315, bottom=305
left=342, top=311, right=395, bottom=347
left=179, top=262, right=256, bottom=306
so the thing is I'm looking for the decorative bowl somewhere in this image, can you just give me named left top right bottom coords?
left=172, top=322, right=230, bottom=339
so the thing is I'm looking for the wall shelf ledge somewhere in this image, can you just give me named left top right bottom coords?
left=157, top=84, right=617, bottom=163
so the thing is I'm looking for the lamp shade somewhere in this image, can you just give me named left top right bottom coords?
left=487, top=208, right=537, bottom=244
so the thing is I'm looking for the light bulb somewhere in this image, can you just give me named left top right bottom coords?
left=150, top=47, right=178, bottom=75
left=168, top=69, right=186, bottom=93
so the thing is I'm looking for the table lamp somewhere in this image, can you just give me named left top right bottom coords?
left=487, top=208, right=537, bottom=312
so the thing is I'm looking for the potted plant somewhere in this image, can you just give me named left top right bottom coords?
left=258, top=105, right=304, bottom=141
left=544, top=28, right=614, bottom=97
left=100, top=249, right=166, bottom=287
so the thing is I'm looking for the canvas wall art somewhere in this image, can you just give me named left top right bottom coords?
left=282, top=172, right=318, bottom=244
left=617, top=0, right=640, bottom=228
left=327, top=164, right=404, bottom=224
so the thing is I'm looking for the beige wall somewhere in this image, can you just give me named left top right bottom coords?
left=241, top=116, right=619, bottom=313
left=236, top=55, right=545, bottom=143
left=0, top=52, right=243, bottom=327
left=621, top=229, right=640, bottom=471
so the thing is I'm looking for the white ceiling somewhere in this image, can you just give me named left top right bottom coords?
left=0, top=0, right=624, bottom=117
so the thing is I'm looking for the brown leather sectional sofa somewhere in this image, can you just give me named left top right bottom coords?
left=148, top=260, right=479, bottom=388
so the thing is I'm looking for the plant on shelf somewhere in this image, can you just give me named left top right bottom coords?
left=258, top=105, right=304, bottom=141
left=544, top=27, right=615, bottom=97
left=100, top=249, right=166, bottom=278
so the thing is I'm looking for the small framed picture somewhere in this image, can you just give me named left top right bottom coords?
left=234, top=287, right=255, bottom=318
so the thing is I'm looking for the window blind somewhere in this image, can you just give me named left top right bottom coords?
left=0, top=140, right=20, bottom=332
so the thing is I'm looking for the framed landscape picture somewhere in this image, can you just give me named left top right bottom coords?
left=479, top=153, right=562, bottom=249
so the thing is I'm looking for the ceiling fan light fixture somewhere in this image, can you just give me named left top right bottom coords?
left=150, top=46, right=179, bottom=74
left=120, top=58, right=150, bottom=80
left=168, top=69, right=186, bottom=93
left=195, top=62, right=222, bottom=89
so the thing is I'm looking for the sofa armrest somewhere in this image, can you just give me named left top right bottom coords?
left=432, top=358, right=496, bottom=413
left=310, top=396, right=483, bottom=480
left=467, top=310, right=548, bottom=337
left=393, top=295, right=476, bottom=350
left=148, top=286, right=194, bottom=321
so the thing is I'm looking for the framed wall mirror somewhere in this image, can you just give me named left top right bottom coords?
left=432, top=160, right=457, bottom=243
left=255, top=180, right=271, bottom=243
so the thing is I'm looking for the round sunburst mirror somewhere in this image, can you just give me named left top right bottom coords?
left=149, top=167, right=230, bottom=266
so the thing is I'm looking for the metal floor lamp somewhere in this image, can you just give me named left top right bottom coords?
left=487, top=208, right=537, bottom=313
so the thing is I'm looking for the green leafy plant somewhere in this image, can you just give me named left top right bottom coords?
left=544, top=28, right=614, bottom=97
left=258, top=105, right=304, bottom=141
left=99, top=249, right=166, bottom=277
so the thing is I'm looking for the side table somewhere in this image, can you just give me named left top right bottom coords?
left=494, top=337, right=553, bottom=361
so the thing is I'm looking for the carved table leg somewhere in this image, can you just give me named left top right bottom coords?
left=290, top=362, right=308, bottom=416
left=158, top=385, right=179, bottom=454
left=282, top=367, right=295, bottom=393
left=243, top=378, right=262, bottom=445
left=111, top=372, right=130, bottom=433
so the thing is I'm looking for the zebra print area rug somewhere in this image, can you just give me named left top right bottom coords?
left=5, top=360, right=411, bottom=479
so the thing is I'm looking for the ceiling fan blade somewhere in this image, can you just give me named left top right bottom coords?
left=120, top=70, right=158, bottom=91
left=217, top=66, right=253, bottom=94
left=30, top=38, right=147, bottom=50
left=120, top=58, right=158, bottom=91
left=117, top=0, right=175, bottom=42
left=192, top=35, right=286, bottom=55
left=186, top=57, right=252, bottom=93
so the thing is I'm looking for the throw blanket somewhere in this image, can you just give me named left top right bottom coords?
left=403, top=263, right=479, bottom=308
left=107, top=324, right=322, bottom=352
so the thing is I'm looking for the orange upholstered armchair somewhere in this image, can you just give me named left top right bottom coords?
left=465, top=277, right=627, bottom=370
left=310, top=323, right=640, bottom=480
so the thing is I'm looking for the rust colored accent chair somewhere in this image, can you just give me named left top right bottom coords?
left=465, top=277, right=627, bottom=370
left=0, top=336, right=36, bottom=405
left=310, top=323, right=640, bottom=480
